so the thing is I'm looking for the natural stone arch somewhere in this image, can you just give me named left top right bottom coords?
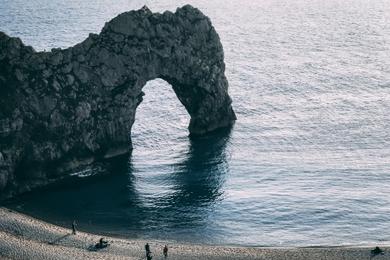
left=0, top=5, right=236, bottom=198
left=99, top=5, right=236, bottom=136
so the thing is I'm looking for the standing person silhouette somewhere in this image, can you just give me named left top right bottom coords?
left=163, top=245, right=168, bottom=258
left=71, top=220, right=77, bottom=235
left=145, top=243, right=150, bottom=258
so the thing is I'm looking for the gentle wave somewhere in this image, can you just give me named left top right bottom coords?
left=2, top=0, right=390, bottom=246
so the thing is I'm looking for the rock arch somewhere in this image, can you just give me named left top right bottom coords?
left=0, top=5, right=236, bottom=198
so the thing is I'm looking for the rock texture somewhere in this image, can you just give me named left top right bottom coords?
left=0, top=5, right=236, bottom=199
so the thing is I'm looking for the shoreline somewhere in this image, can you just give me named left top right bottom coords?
left=0, top=207, right=388, bottom=260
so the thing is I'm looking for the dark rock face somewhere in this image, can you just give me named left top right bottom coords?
left=0, top=5, right=236, bottom=199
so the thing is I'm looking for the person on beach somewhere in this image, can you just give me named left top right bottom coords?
left=371, top=246, right=384, bottom=258
left=99, top=237, right=108, bottom=248
left=145, top=243, right=150, bottom=258
left=72, top=220, right=77, bottom=235
left=163, top=245, right=168, bottom=258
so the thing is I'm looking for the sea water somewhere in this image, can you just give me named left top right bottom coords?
left=1, top=0, right=390, bottom=246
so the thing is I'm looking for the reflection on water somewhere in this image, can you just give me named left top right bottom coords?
left=2, top=0, right=390, bottom=246
left=169, top=130, right=231, bottom=207
left=144, top=129, right=232, bottom=233
left=4, top=128, right=232, bottom=242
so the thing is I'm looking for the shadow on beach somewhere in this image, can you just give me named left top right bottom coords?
left=48, top=233, right=72, bottom=245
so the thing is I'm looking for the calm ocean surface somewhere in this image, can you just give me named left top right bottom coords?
left=1, top=0, right=390, bottom=246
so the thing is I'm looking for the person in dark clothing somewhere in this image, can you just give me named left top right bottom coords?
left=371, top=246, right=384, bottom=258
left=163, top=245, right=168, bottom=258
left=99, top=237, right=108, bottom=248
left=94, top=237, right=109, bottom=249
left=145, top=243, right=150, bottom=258
left=72, top=220, right=77, bottom=235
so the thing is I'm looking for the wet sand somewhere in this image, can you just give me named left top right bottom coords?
left=0, top=207, right=388, bottom=260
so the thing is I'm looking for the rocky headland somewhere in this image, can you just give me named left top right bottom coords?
left=0, top=5, right=236, bottom=199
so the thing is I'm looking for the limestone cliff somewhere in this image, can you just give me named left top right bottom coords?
left=0, top=5, right=236, bottom=199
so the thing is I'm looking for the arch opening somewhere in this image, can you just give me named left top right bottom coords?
left=131, top=78, right=190, bottom=154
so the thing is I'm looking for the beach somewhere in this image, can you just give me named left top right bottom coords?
left=0, top=207, right=388, bottom=260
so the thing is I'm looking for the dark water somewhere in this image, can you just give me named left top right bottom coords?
left=2, top=0, right=390, bottom=246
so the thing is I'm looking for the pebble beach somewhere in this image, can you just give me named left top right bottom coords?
left=0, top=207, right=389, bottom=260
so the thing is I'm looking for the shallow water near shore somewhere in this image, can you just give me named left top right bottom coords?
left=2, top=0, right=390, bottom=247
